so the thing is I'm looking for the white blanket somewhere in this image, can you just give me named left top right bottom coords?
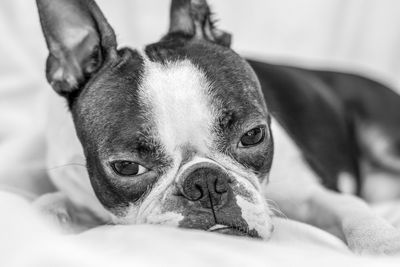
left=2, top=191, right=400, bottom=267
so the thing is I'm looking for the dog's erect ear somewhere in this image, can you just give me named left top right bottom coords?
left=169, top=0, right=231, bottom=47
left=37, top=0, right=117, bottom=96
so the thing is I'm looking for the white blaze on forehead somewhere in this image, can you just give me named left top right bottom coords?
left=139, top=59, right=216, bottom=155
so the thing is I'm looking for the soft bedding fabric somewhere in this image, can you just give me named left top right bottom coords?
left=2, top=191, right=400, bottom=267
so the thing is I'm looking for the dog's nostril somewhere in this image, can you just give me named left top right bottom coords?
left=193, top=184, right=204, bottom=200
left=181, top=177, right=204, bottom=201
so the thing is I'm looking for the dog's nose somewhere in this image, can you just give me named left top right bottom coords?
left=180, top=166, right=230, bottom=209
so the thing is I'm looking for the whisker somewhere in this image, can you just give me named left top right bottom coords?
left=265, top=198, right=288, bottom=219
left=265, top=198, right=279, bottom=207
left=270, top=207, right=288, bottom=219
left=45, top=163, right=87, bottom=171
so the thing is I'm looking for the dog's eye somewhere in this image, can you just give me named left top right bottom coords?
left=111, top=161, right=148, bottom=176
left=239, top=126, right=265, bottom=147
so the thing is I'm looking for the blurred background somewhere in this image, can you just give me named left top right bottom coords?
left=1, top=0, right=400, bottom=194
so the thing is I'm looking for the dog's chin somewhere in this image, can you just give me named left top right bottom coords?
left=208, top=224, right=261, bottom=238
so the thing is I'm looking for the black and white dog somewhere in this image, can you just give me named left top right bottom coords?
left=36, top=0, right=400, bottom=254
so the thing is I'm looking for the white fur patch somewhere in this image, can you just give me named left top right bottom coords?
left=338, top=172, right=356, bottom=194
left=264, top=118, right=320, bottom=190
left=362, top=170, right=400, bottom=202
left=139, top=59, right=216, bottom=155
left=144, top=210, right=184, bottom=227
left=236, top=195, right=273, bottom=239
left=261, top=118, right=321, bottom=221
left=359, top=124, right=400, bottom=172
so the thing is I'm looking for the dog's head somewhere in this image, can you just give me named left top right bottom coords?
left=37, top=0, right=274, bottom=238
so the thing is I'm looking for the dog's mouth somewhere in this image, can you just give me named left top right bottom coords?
left=207, top=224, right=260, bottom=238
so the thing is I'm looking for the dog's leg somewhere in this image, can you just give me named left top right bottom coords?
left=265, top=173, right=400, bottom=254
left=265, top=118, right=400, bottom=254
left=34, top=192, right=105, bottom=233
left=307, top=188, right=400, bottom=254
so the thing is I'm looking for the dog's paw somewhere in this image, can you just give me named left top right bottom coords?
left=344, top=217, right=400, bottom=255
left=348, top=231, right=400, bottom=255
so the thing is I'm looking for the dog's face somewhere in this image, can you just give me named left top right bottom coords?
left=37, top=0, right=274, bottom=238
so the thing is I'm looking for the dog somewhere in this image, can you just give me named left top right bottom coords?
left=35, top=0, right=400, bottom=254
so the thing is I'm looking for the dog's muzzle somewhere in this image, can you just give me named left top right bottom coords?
left=173, top=160, right=270, bottom=239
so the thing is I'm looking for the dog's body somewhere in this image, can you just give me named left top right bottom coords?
left=250, top=60, right=400, bottom=197
left=35, top=0, right=400, bottom=254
